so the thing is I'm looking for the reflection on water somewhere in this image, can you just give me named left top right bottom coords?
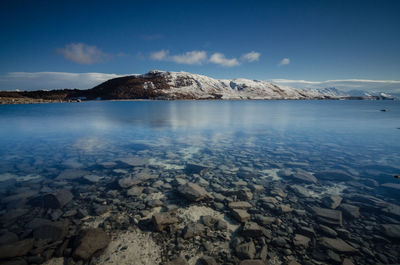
left=0, top=100, right=399, bottom=264
left=1, top=100, right=399, bottom=180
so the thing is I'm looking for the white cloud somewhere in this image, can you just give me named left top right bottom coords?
left=0, top=72, right=128, bottom=90
left=170, top=51, right=207, bottom=65
left=278, top=58, right=290, bottom=66
left=241, top=51, right=261, bottom=62
left=209, top=53, right=240, bottom=67
left=150, top=50, right=169, bottom=61
left=150, top=50, right=261, bottom=67
left=150, top=50, right=207, bottom=65
left=57, top=43, right=109, bottom=64
left=270, top=78, right=400, bottom=94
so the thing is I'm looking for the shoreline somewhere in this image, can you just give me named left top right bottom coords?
left=0, top=97, right=396, bottom=105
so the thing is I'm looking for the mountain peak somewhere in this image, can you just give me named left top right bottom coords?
left=89, top=70, right=344, bottom=100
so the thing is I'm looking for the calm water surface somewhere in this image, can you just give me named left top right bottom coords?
left=0, top=100, right=399, bottom=188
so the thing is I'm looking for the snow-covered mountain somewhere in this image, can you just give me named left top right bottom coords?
left=91, top=70, right=345, bottom=100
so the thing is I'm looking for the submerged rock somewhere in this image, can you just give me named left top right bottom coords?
left=119, top=157, right=148, bottom=167
left=73, top=228, right=110, bottom=260
left=56, top=169, right=88, bottom=180
left=33, top=220, right=69, bottom=243
left=185, top=163, right=207, bottom=174
left=152, top=211, right=178, bottom=231
left=293, top=234, right=310, bottom=248
left=240, top=222, right=263, bottom=237
left=0, top=238, right=34, bottom=259
left=239, top=260, right=266, bottom=265
left=229, top=201, right=252, bottom=209
left=255, top=215, right=277, bottom=226
left=198, top=256, right=218, bottom=265
left=182, top=223, right=205, bottom=239
left=315, top=170, right=355, bottom=181
left=30, top=189, right=73, bottom=209
left=232, top=209, right=251, bottom=223
left=118, top=176, right=142, bottom=188
left=0, top=231, right=18, bottom=245
left=82, top=174, right=102, bottom=183
left=164, top=257, right=188, bottom=265
left=289, top=185, right=311, bottom=198
left=319, top=237, right=357, bottom=253
left=291, top=171, right=317, bottom=184
left=235, top=241, right=256, bottom=259
left=178, top=182, right=210, bottom=202
left=321, top=195, right=342, bottom=209
left=310, top=206, right=342, bottom=226
left=340, top=203, right=360, bottom=218
left=127, top=186, right=144, bottom=196
left=318, top=224, right=338, bottom=237
left=381, top=224, right=400, bottom=239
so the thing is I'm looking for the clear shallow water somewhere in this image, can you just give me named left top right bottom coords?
left=1, top=100, right=400, bottom=264
left=0, top=100, right=399, bottom=186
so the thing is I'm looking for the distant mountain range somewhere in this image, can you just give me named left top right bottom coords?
left=0, top=71, right=395, bottom=103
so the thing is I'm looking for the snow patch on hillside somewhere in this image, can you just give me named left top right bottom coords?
left=140, top=71, right=343, bottom=99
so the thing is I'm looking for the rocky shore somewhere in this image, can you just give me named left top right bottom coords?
left=0, top=154, right=399, bottom=265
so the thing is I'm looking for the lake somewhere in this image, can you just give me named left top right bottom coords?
left=0, top=100, right=399, bottom=264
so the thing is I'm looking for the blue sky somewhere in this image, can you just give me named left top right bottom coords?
left=0, top=0, right=399, bottom=92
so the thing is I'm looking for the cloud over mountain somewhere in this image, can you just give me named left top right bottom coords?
left=57, top=43, right=109, bottom=64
